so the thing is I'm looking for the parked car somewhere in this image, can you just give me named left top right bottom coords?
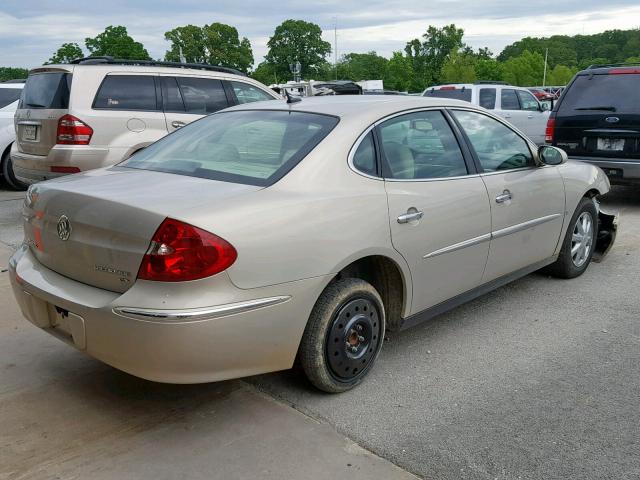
left=0, top=80, right=25, bottom=189
left=528, top=87, right=554, bottom=101
left=9, top=96, right=617, bottom=393
left=11, top=57, right=279, bottom=187
left=423, top=82, right=550, bottom=144
left=548, top=63, right=640, bottom=185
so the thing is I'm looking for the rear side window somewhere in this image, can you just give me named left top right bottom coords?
left=230, top=81, right=274, bottom=104
left=479, top=88, right=496, bottom=109
left=500, top=89, right=520, bottom=110
left=21, top=72, right=71, bottom=109
left=122, top=110, right=339, bottom=187
left=94, top=75, right=158, bottom=111
left=352, top=131, right=377, bottom=176
left=176, top=77, right=228, bottom=114
left=558, top=73, right=640, bottom=114
left=0, top=88, right=22, bottom=109
left=423, top=87, right=472, bottom=102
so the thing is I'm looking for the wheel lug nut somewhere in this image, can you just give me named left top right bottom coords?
left=358, top=336, right=365, bottom=342
left=356, top=325, right=363, bottom=331
left=350, top=346, right=358, bottom=353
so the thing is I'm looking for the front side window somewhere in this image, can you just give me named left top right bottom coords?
left=378, top=110, right=467, bottom=179
left=352, top=131, right=377, bottom=176
left=94, top=75, right=158, bottom=110
left=230, top=81, right=275, bottom=104
left=500, top=89, right=520, bottom=110
left=452, top=110, right=533, bottom=172
left=516, top=90, right=540, bottom=111
left=479, top=88, right=496, bottom=109
left=122, top=110, right=338, bottom=186
left=176, top=77, right=228, bottom=114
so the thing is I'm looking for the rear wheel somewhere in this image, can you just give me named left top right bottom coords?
left=546, top=197, right=597, bottom=278
left=1, top=148, right=28, bottom=191
left=299, top=278, right=385, bottom=393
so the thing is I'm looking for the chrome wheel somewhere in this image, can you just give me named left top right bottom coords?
left=571, top=211, right=594, bottom=267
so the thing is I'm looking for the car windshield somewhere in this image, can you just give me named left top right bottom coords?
left=558, top=73, right=640, bottom=114
left=122, top=110, right=339, bottom=186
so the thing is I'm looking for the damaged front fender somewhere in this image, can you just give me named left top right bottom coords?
left=593, top=208, right=618, bottom=263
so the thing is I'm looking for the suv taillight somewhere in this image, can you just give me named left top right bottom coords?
left=137, top=218, right=237, bottom=282
left=57, top=114, right=93, bottom=145
left=545, top=117, right=556, bottom=143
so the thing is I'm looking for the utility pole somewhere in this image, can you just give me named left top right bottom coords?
left=333, top=16, right=338, bottom=80
left=543, top=48, right=548, bottom=87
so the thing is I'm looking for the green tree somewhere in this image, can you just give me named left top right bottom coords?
left=0, top=67, right=28, bottom=82
left=336, top=52, right=388, bottom=81
left=474, top=58, right=503, bottom=81
left=251, top=61, right=279, bottom=85
left=47, top=42, right=83, bottom=64
left=502, top=50, right=545, bottom=86
left=383, top=51, right=414, bottom=91
left=85, top=26, right=150, bottom=60
left=165, top=25, right=206, bottom=63
left=264, top=19, right=332, bottom=80
left=547, top=65, right=577, bottom=85
left=440, top=50, right=476, bottom=83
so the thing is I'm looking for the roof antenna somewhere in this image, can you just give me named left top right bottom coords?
left=285, top=89, right=301, bottom=104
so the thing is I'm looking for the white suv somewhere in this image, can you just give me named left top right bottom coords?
left=423, top=82, right=550, bottom=144
left=0, top=80, right=25, bottom=189
left=12, top=57, right=280, bottom=186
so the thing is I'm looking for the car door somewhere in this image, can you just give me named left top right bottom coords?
left=161, top=75, right=232, bottom=132
left=379, top=109, right=492, bottom=314
left=496, top=87, right=526, bottom=130
left=515, top=89, right=549, bottom=144
left=450, top=109, right=565, bottom=282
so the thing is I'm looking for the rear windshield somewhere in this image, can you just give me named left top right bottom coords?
left=423, top=87, right=472, bottom=102
left=20, top=72, right=71, bottom=109
left=558, top=73, right=640, bottom=114
left=0, top=88, right=22, bottom=108
left=121, top=110, right=339, bottom=186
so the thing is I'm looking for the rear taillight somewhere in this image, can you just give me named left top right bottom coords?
left=50, top=166, right=81, bottom=174
left=137, top=218, right=237, bottom=282
left=57, top=114, right=93, bottom=145
left=545, top=117, right=556, bottom=143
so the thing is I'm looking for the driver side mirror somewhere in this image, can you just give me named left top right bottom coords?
left=538, top=145, right=567, bottom=166
left=539, top=102, right=550, bottom=111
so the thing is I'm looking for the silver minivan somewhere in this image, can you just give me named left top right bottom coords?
left=11, top=58, right=279, bottom=186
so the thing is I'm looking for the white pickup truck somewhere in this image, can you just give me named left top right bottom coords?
left=423, top=82, right=550, bottom=145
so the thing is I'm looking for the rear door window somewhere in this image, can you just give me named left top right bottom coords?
left=161, top=77, right=186, bottom=112
left=176, top=77, right=229, bottom=114
left=21, top=72, right=71, bottom=109
left=479, top=88, right=496, bottom=109
left=558, top=73, right=640, bottom=114
left=229, top=81, right=275, bottom=104
left=500, top=89, right=520, bottom=110
left=0, top=88, right=22, bottom=109
left=93, top=75, right=158, bottom=110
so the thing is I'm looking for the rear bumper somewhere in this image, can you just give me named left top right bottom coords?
left=569, top=156, right=640, bottom=185
left=11, top=143, right=115, bottom=185
left=8, top=245, right=328, bottom=383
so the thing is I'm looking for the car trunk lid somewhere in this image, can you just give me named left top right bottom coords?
left=23, top=168, right=261, bottom=293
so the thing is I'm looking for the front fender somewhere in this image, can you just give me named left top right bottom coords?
left=593, top=206, right=618, bottom=262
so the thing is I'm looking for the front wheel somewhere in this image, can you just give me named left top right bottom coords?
left=546, top=197, right=598, bottom=279
left=299, top=278, right=385, bottom=393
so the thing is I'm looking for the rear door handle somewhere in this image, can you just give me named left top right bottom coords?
left=503, top=114, right=512, bottom=119
left=495, top=190, right=512, bottom=203
left=397, top=209, right=424, bottom=224
left=527, top=114, right=534, bottom=119
left=171, top=121, right=186, bottom=129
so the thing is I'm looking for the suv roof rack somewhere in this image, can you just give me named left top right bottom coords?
left=69, top=56, right=246, bottom=76
left=586, top=62, right=640, bottom=69
left=474, top=80, right=509, bottom=85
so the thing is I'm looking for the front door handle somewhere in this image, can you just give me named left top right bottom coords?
left=495, top=190, right=512, bottom=203
left=397, top=209, right=424, bottom=224
left=503, top=114, right=512, bottom=119
left=171, top=120, right=186, bottom=129
left=527, top=114, right=534, bottom=119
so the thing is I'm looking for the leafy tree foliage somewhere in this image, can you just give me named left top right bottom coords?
left=384, top=52, right=414, bottom=92
left=165, top=23, right=253, bottom=73
left=440, top=50, right=476, bottom=83
left=251, top=61, right=279, bottom=85
left=474, top=58, right=504, bottom=82
left=336, top=52, right=388, bottom=81
left=47, top=43, right=83, bottom=64
left=264, top=19, right=332, bottom=80
left=0, top=67, right=28, bottom=82
left=85, top=26, right=150, bottom=60
left=547, top=65, right=578, bottom=86
left=502, top=50, right=545, bottom=86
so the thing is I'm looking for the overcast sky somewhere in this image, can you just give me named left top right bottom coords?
left=2, top=0, right=640, bottom=68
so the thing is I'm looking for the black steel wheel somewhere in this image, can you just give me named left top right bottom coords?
left=299, top=278, right=385, bottom=393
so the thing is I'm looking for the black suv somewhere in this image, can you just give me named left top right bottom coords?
left=548, top=64, right=640, bottom=185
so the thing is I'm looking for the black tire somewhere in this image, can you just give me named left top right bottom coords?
left=546, top=196, right=598, bottom=279
left=1, top=148, right=28, bottom=191
left=299, top=278, right=385, bottom=393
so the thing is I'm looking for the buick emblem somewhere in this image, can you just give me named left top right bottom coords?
left=605, top=116, right=620, bottom=124
left=56, top=215, right=72, bottom=241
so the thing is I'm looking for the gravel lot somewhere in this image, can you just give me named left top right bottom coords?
left=1, top=182, right=638, bottom=480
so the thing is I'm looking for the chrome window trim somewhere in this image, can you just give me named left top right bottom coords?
left=113, top=296, right=291, bottom=323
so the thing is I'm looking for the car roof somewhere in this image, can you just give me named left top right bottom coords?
left=224, top=95, right=476, bottom=123
left=29, top=64, right=250, bottom=81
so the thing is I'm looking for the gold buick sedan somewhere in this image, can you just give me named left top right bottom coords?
left=9, top=96, right=616, bottom=392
